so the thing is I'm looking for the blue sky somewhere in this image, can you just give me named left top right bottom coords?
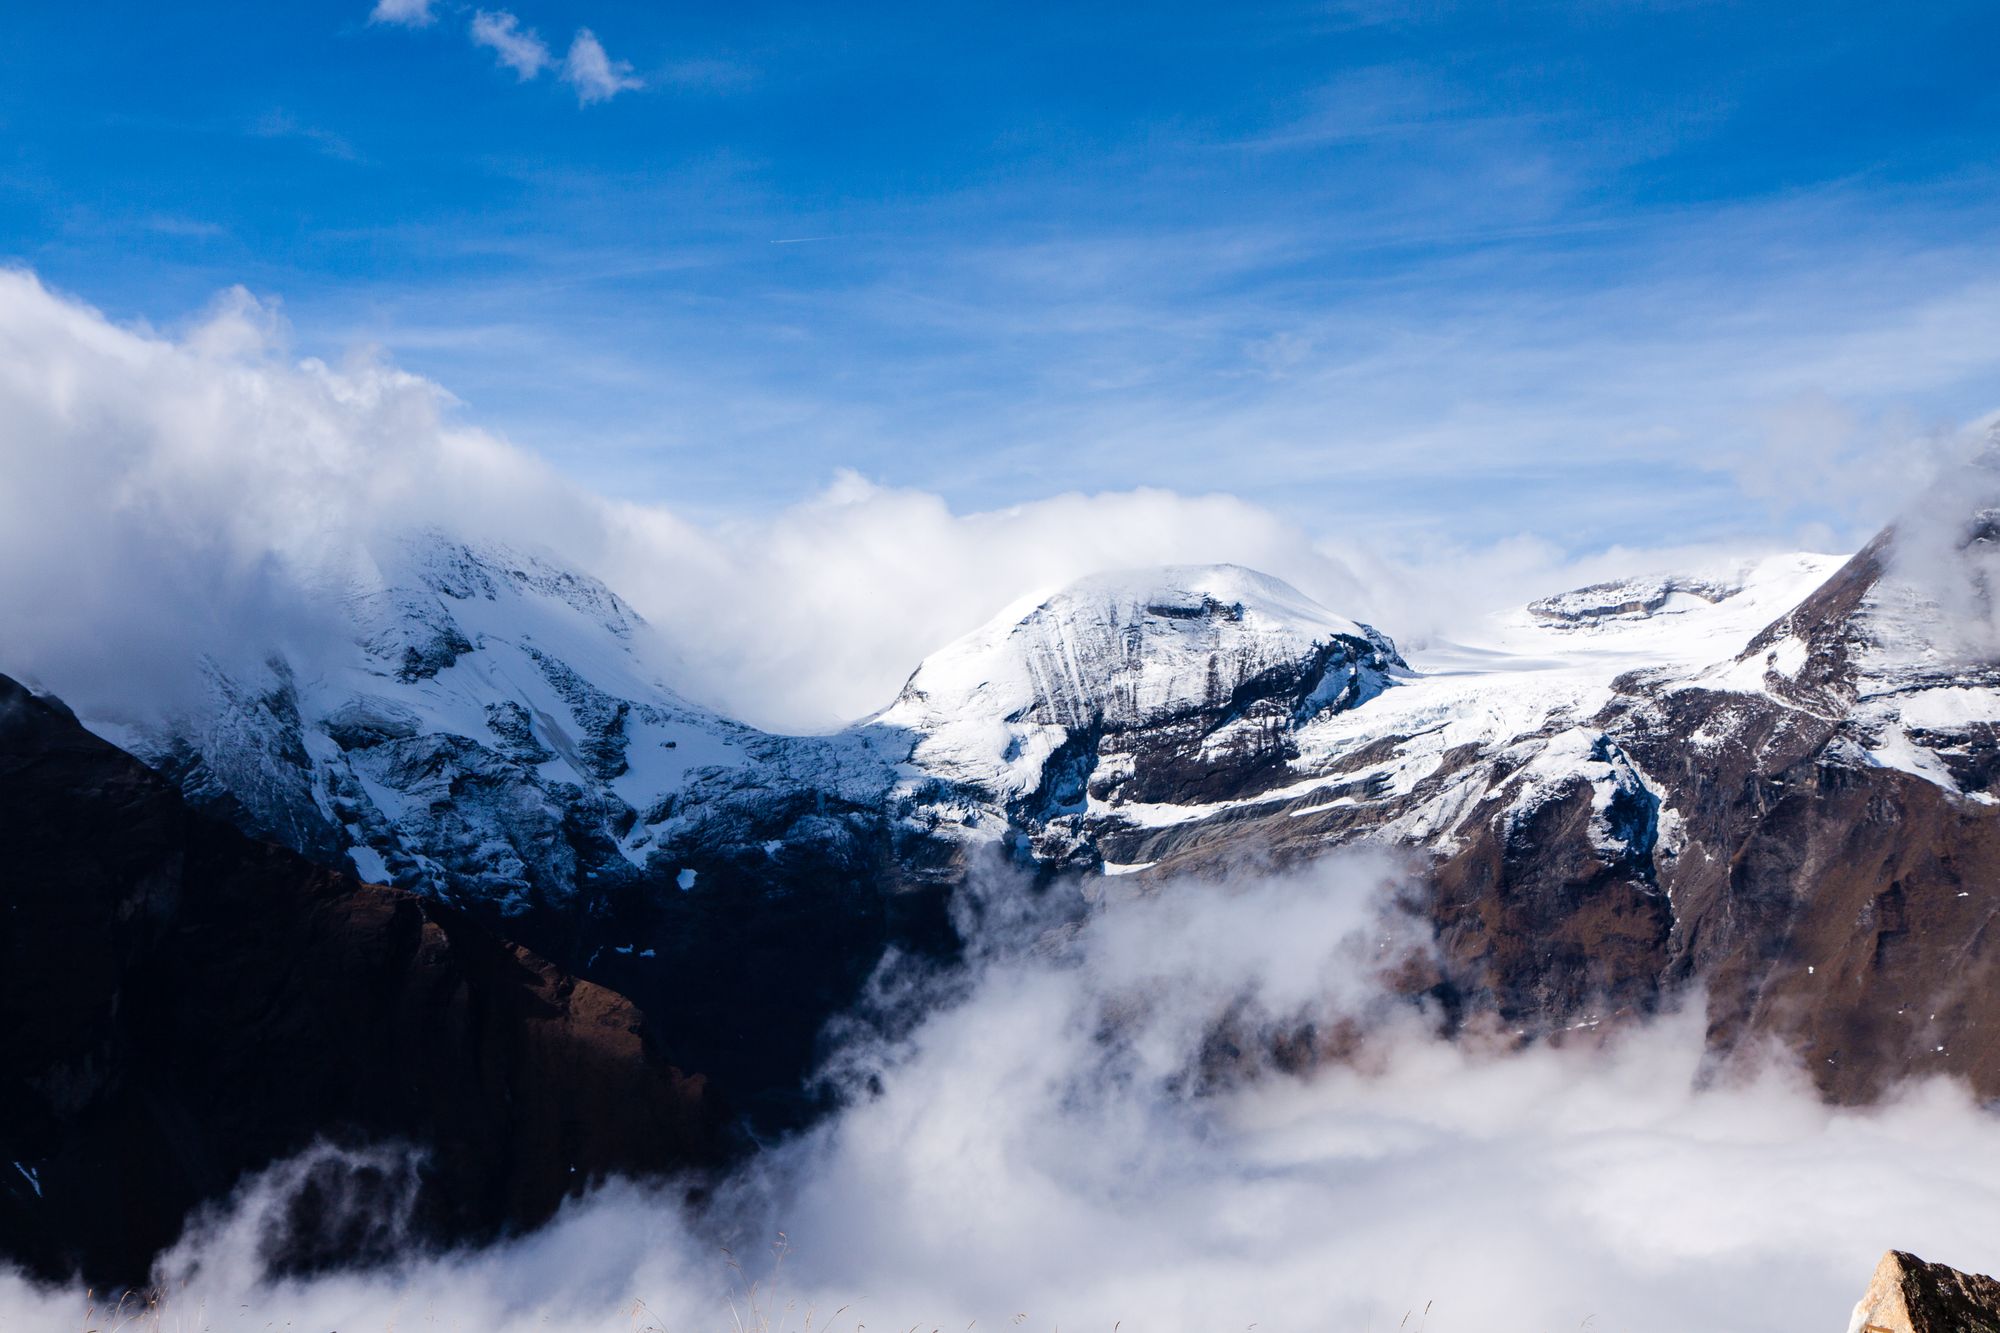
left=4, top=0, right=1999, bottom=550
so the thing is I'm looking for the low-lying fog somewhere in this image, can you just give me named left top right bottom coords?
left=10, top=853, right=1999, bottom=1332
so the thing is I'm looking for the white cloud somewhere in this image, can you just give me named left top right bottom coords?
left=384, top=8, right=643, bottom=108
left=1879, top=444, right=2000, bottom=660
left=0, top=270, right=596, bottom=716
left=0, top=268, right=1343, bottom=726
left=470, top=10, right=551, bottom=81
left=591, top=475, right=1824, bottom=730
left=6, top=855, right=2000, bottom=1329
left=1732, top=392, right=1975, bottom=527
left=562, top=28, right=643, bottom=105
left=596, top=474, right=1370, bottom=728
left=368, top=0, right=434, bottom=26
left=0, top=269, right=1853, bottom=733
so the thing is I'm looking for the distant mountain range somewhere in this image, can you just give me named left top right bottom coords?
left=10, top=488, right=2000, bottom=1282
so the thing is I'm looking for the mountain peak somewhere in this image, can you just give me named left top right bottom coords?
left=873, top=564, right=1403, bottom=826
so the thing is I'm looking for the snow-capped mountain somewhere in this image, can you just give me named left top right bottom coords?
left=918, top=551, right=1845, bottom=878
left=869, top=565, right=1404, bottom=860
left=866, top=530, right=2000, bottom=1101
left=90, top=531, right=892, bottom=919
left=77, top=532, right=912, bottom=1110
left=58, top=496, right=2000, bottom=1112
left=867, top=550, right=1877, bottom=891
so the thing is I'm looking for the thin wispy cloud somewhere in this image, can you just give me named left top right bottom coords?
left=248, top=109, right=362, bottom=162
left=470, top=9, right=550, bottom=81
left=140, top=214, right=228, bottom=239
left=657, top=56, right=757, bottom=93
left=368, top=0, right=434, bottom=26
left=562, top=28, right=643, bottom=105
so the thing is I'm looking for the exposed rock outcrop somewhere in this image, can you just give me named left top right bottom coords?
left=1529, top=572, right=1742, bottom=625
left=1849, top=1250, right=2000, bottom=1333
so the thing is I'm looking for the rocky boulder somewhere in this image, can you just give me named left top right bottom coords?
left=1849, top=1250, right=2000, bottom=1332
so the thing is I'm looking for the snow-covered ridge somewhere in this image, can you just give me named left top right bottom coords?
left=80, top=521, right=2000, bottom=919
left=87, top=538, right=1880, bottom=903
left=1074, top=550, right=1854, bottom=856
left=871, top=564, right=1404, bottom=807
left=1529, top=572, right=1742, bottom=627
left=90, top=530, right=889, bottom=913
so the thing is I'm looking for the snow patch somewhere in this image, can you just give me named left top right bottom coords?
left=347, top=843, right=391, bottom=884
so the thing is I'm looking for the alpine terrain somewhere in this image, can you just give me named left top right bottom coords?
left=11, top=487, right=2000, bottom=1282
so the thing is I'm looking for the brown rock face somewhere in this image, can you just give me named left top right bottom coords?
left=0, top=675, right=716, bottom=1286
left=1849, top=1250, right=2000, bottom=1333
left=1621, top=711, right=2000, bottom=1102
left=1044, top=525, right=2000, bottom=1104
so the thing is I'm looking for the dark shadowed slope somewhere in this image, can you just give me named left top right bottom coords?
left=0, top=674, right=716, bottom=1286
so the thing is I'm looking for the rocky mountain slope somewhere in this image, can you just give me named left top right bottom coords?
left=853, top=510, right=2000, bottom=1102
left=84, top=532, right=928, bottom=1123
left=0, top=674, right=715, bottom=1285
left=898, top=522, right=2000, bottom=1101
left=54, top=496, right=2000, bottom=1121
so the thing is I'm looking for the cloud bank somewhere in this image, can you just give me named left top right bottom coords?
left=1880, top=445, right=2000, bottom=661
left=0, top=272, right=596, bottom=716
left=0, top=267, right=1953, bottom=732
left=0, top=272, right=1587, bottom=726
left=7, top=854, right=2000, bottom=1330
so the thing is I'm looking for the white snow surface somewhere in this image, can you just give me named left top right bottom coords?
left=863, top=556, right=1862, bottom=854
left=870, top=564, right=1393, bottom=802
left=1065, top=552, right=1853, bottom=848
left=1836, top=552, right=2000, bottom=795
left=1285, top=554, right=1842, bottom=802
